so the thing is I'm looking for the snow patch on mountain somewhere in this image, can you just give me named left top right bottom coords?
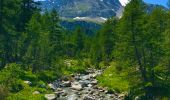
left=119, top=0, right=129, bottom=6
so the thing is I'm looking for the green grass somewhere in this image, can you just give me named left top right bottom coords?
left=97, top=62, right=130, bottom=92
left=61, top=59, right=88, bottom=75
left=7, top=83, right=46, bottom=100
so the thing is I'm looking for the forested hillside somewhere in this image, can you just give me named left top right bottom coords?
left=0, top=0, right=170, bottom=100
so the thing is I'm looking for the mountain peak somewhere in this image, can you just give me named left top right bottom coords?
left=40, top=0, right=124, bottom=19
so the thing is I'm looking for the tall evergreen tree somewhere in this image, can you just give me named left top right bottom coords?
left=73, top=27, right=85, bottom=56
left=99, top=18, right=118, bottom=62
left=24, top=12, right=42, bottom=72
left=49, top=9, right=64, bottom=58
left=17, top=0, right=39, bottom=31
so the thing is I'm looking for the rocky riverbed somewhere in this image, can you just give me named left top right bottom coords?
left=45, top=68, right=126, bottom=100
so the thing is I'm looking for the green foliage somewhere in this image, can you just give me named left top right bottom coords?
left=61, top=59, right=87, bottom=75
left=22, top=71, right=38, bottom=82
left=7, top=84, right=45, bottom=100
left=0, top=63, right=24, bottom=89
left=37, top=71, right=58, bottom=83
left=1, top=0, right=170, bottom=99
left=97, top=62, right=130, bottom=92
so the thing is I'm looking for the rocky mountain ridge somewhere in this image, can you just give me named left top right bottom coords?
left=40, top=0, right=124, bottom=20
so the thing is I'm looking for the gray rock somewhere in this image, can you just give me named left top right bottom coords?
left=79, top=80, right=91, bottom=87
left=91, top=80, right=97, bottom=85
left=75, top=76, right=81, bottom=80
left=67, top=94, right=79, bottom=100
left=45, top=94, right=56, bottom=100
left=90, top=73, right=97, bottom=78
left=81, top=75, right=90, bottom=80
left=23, top=81, right=31, bottom=85
left=62, top=81, right=71, bottom=87
left=71, top=82, right=82, bottom=91
left=61, top=92, right=68, bottom=96
left=83, top=95, right=95, bottom=100
left=48, top=83, right=56, bottom=90
left=87, top=84, right=93, bottom=87
left=56, top=88, right=63, bottom=91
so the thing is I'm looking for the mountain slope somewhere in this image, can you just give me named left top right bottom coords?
left=40, top=0, right=123, bottom=19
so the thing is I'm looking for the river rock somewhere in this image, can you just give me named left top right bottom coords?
left=56, top=88, right=63, bottom=91
left=91, top=80, right=97, bottom=85
left=91, top=73, right=97, bottom=78
left=83, top=95, right=95, bottom=100
left=79, top=80, right=90, bottom=87
left=61, top=92, right=68, bottom=96
left=81, top=75, right=90, bottom=80
left=118, top=93, right=126, bottom=99
left=48, top=83, right=56, bottom=90
left=62, top=81, right=71, bottom=87
left=45, top=94, right=56, bottom=100
left=75, top=76, right=81, bottom=80
left=71, top=82, right=82, bottom=91
left=23, top=81, right=31, bottom=85
left=88, top=84, right=93, bottom=87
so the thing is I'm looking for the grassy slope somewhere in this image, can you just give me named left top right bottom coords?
left=97, top=62, right=130, bottom=92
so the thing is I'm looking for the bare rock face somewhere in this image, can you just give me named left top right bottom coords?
left=40, top=0, right=123, bottom=18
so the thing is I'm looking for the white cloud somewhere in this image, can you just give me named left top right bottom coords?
left=119, top=0, right=129, bottom=6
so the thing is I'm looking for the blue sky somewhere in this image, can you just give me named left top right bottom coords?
left=144, top=0, right=168, bottom=7
left=120, top=0, right=168, bottom=7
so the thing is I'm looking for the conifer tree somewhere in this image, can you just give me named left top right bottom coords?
left=99, top=18, right=117, bottom=62
left=73, top=27, right=85, bottom=56
left=49, top=9, right=64, bottom=58
left=24, top=12, right=42, bottom=72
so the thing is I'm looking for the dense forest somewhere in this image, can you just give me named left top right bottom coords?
left=0, top=0, right=170, bottom=99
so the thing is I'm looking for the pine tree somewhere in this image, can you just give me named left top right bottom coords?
left=49, top=9, right=64, bottom=58
left=0, top=0, right=22, bottom=67
left=90, top=33, right=102, bottom=68
left=24, top=12, right=42, bottom=72
left=115, top=0, right=156, bottom=98
left=73, top=27, right=85, bottom=56
left=144, top=8, right=166, bottom=85
left=17, top=0, right=39, bottom=31
left=99, top=18, right=118, bottom=62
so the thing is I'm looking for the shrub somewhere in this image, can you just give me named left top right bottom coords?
left=9, top=80, right=24, bottom=93
left=37, top=71, right=57, bottom=82
left=0, top=63, right=24, bottom=92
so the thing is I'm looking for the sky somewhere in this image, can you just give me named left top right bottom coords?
left=119, top=0, right=168, bottom=7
